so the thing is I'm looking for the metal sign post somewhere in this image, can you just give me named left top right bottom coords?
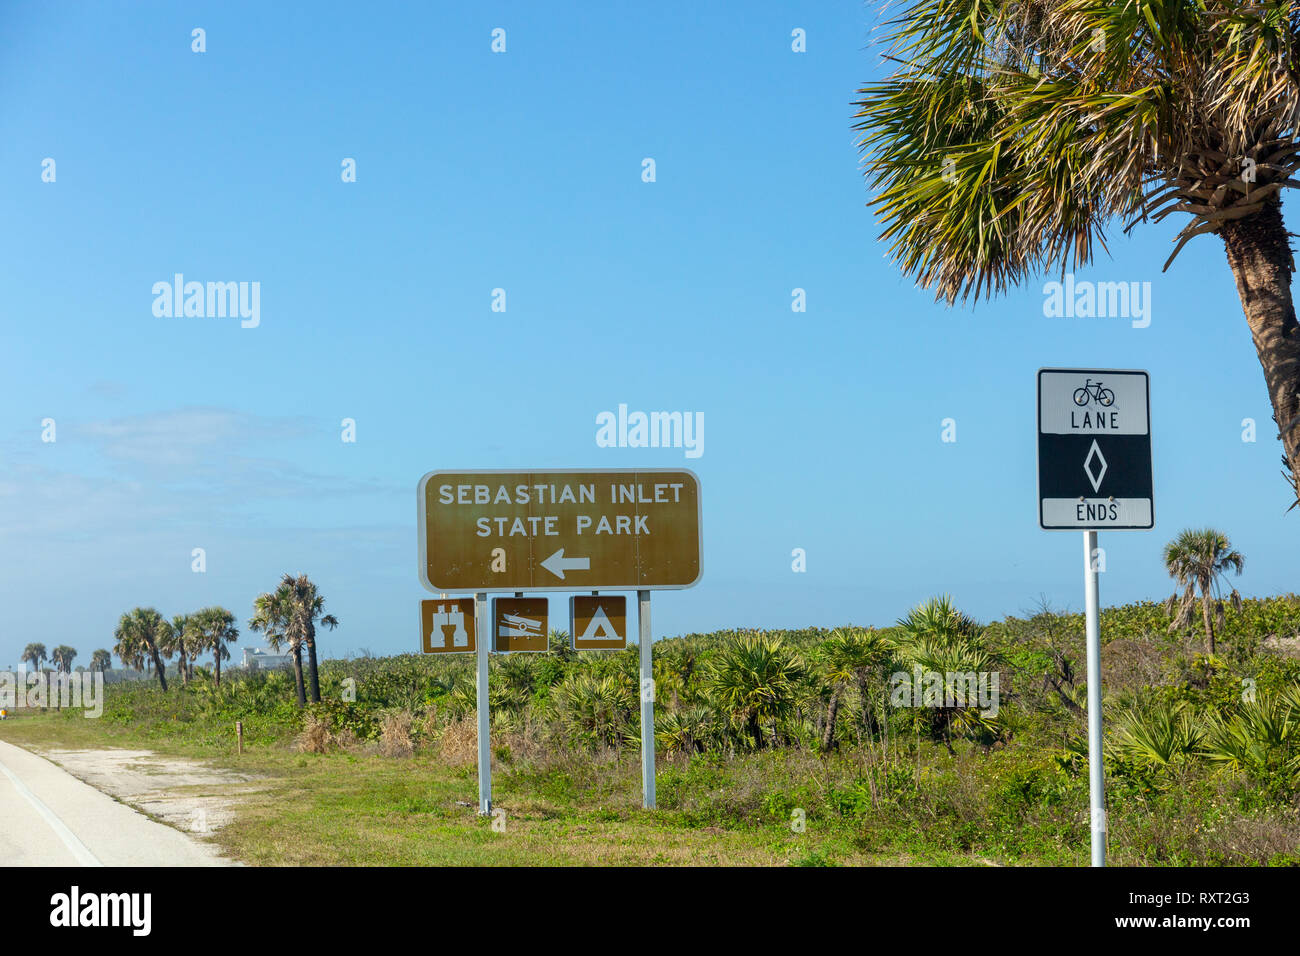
left=1037, top=368, right=1153, bottom=868
left=1083, top=531, right=1105, bottom=866
left=638, top=589, right=655, bottom=809
left=475, top=592, right=491, bottom=816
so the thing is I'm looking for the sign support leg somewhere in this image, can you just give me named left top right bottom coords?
left=475, top=591, right=491, bottom=816
left=638, top=589, right=656, bottom=810
left=1083, top=531, right=1105, bottom=866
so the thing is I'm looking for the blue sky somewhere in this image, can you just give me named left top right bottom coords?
left=0, top=1, right=1292, bottom=669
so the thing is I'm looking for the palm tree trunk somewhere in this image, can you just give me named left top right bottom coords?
left=305, top=628, right=321, bottom=703
left=214, top=649, right=222, bottom=688
left=1220, top=194, right=1300, bottom=504
left=148, top=645, right=168, bottom=692
left=858, top=676, right=874, bottom=738
left=821, top=690, right=840, bottom=751
left=179, top=648, right=188, bottom=686
left=291, top=644, right=307, bottom=707
left=880, top=686, right=891, bottom=764
left=1200, top=592, right=1217, bottom=656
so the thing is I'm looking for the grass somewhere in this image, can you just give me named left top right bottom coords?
left=6, top=705, right=1291, bottom=866
left=0, top=712, right=917, bottom=866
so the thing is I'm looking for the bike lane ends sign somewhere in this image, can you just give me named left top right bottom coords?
left=1037, top=368, right=1153, bottom=530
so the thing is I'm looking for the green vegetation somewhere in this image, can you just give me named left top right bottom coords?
left=7, top=584, right=1300, bottom=866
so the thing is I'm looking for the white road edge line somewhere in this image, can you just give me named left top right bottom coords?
left=0, top=752, right=103, bottom=867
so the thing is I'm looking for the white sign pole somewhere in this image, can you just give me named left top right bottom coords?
left=638, top=589, right=656, bottom=809
left=475, top=591, right=491, bottom=816
left=1082, top=531, right=1106, bottom=866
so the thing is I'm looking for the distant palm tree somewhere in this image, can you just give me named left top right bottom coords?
left=279, top=573, right=339, bottom=704
left=895, top=595, right=981, bottom=646
left=21, top=642, right=47, bottom=672
left=49, top=645, right=77, bottom=710
left=182, top=619, right=202, bottom=682
left=895, top=596, right=999, bottom=752
left=853, top=2, right=1300, bottom=506
left=249, top=586, right=305, bottom=706
left=192, top=607, right=239, bottom=688
left=89, top=649, right=112, bottom=673
left=1163, top=529, right=1245, bottom=656
left=706, top=634, right=805, bottom=749
left=113, top=608, right=171, bottom=691
left=113, top=629, right=144, bottom=675
left=162, top=614, right=196, bottom=685
left=817, top=628, right=893, bottom=751
left=50, top=645, right=76, bottom=672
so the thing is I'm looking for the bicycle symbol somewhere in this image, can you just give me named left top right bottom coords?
left=1073, top=379, right=1115, bottom=408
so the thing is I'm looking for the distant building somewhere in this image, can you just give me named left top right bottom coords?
left=242, top=648, right=294, bottom=671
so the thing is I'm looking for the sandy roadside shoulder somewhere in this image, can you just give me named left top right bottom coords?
left=31, top=746, right=264, bottom=863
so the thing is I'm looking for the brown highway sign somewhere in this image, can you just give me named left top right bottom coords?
left=417, top=469, right=701, bottom=592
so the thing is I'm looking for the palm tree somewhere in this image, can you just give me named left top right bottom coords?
left=655, top=706, right=715, bottom=757
left=895, top=596, right=1000, bottom=752
left=816, top=627, right=893, bottom=751
left=1200, top=691, right=1299, bottom=780
left=49, top=645, right=76, bottom=711
left=161, top=614, right=194, bottom=685
left=192, top=607, right=239, bottom=688
left=548, top=627, right=576, bottom=662
left=50, top=645, right=76, bottom=674
left=896, top=595, right=982, bottom=646
left=552, top=673, right=634, bottom=747
left=854, top=2, right=1300, bottom=507
left=655, top=642, right=703, bottom=709
left=113, top=608, right=171, bottom=691
left=1163, top=528, right=1245, bottom=656
left=249, top=586, right=305, bottom=706
left=706, top=634, right=805, bottom=749
left=21, top=643, right=47, bottom=672
left=90, top=649, right=112, bottom=673
left=279, top=573, right=339, bottom=704
left=113, top=630, right=145, bottom=676
left=1112, top=699, right=1202, bottom=771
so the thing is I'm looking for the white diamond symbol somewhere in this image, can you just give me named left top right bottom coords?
left=1084, top=440, right=1108, bottom=493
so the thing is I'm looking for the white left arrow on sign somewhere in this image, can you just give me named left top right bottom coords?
left=540, top=548, right=590, bottom=580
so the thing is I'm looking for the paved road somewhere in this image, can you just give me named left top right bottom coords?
left=0, top=739, right=232, bottom=866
